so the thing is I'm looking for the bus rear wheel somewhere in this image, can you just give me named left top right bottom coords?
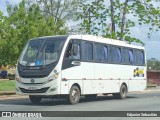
left=29, top=95, right=42, bottom=104
left=67, top=86, right=80, bottom=104
left=113, top=84, right=127, bottom=99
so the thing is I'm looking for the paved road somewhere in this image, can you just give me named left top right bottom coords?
left=0, top=91, right=160, bottom=120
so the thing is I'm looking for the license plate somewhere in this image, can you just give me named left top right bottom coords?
left=28, top=87, right=37, bottom=90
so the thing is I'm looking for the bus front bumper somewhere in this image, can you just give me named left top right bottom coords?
left=16, top=81, right=59, bottom=95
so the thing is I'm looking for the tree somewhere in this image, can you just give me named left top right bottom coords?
left=147, top=58, right=160, bottom=70
left=0, top=11, right=8, bottom=66
left=27, top=0, right=86, bottom=23
left=0, top=0, right=67, bottom=66
left=76, top=0, right=160, bottom=44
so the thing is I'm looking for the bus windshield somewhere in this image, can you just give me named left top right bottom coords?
left=19, top=38, right=66, bottom=66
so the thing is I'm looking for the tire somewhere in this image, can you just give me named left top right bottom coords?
left=85, top=94, right=97, bottom=100
left=67, top=86, right=80, bottom=104
left=29, top=95, right=42, bottom=104
left=113, top=84, right=127, bottom=99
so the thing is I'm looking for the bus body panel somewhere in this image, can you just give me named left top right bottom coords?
left=16, top=35, right=146, bottom=97
left=61, top=62, right=94, bottom=94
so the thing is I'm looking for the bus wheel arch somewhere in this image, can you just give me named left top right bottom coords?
left=121, top=82, right=128, bottom=93
left=113, top=83, right=128, bottom=99
left=72, top=83, right=81, bottom=95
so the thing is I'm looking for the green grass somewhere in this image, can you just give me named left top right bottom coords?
left=0, top=80, right=15, bottom=91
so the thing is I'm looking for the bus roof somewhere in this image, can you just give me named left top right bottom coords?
left=30, top=35, right=144, bottom=50
left=69, top=35, right=145, bottom=50
left=30, top=35, right=68, bottom=41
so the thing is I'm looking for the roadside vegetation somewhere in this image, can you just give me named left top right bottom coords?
left=0, top=80, right=15, bottom=91
left=0, top=0, right=160, bottom=67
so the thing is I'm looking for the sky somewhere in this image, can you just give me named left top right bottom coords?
left=0, top=0, right=160, bottom=60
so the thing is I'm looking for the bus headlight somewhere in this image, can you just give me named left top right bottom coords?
left=47, top=73, right=59, bottom=83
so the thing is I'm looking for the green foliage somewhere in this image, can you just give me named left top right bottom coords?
left=147, top=58, right=160, bottom=70
left=78, top=0, right=106, bottom=35
left=32, top=0, right=85, bottom=22
left=76, top=0, right=160, bottom=44
left=0, top=0, right=67, bottom=66
left=132, top=0, right=160, bottom=39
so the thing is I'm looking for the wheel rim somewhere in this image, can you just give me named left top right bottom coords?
left=71, top=90, right=79, bottom=102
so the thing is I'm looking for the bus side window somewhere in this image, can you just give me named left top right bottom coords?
left=71, top=44, right=80, bottom=59
left=129, top=50, right=134, bottom=65
left=65, top=43, right=72, bottom=58
left=103, top=46, right=108, bottom=62
left=94, top=44, right=108, bottom=63
left=110, top=46, right=121, bottom=64
left=122, top=48, right=134, bottom=65
left=85, top=42, right=93, bottom=61
left=65, top=41, right=81, bottom=60
left=135, top=50, right=144, bottom=66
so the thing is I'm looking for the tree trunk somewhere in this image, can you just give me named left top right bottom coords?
left=120, top=0, right=128, bottom=41
left=110, top=0, right=115, bottom=33
left=54, top=0, right=61, bottom=23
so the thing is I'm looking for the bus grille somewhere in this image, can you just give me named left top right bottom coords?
left=19, top=87, right=49, bottom=93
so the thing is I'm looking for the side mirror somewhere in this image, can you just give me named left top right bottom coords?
left=72, top=44, right=79, bottom=56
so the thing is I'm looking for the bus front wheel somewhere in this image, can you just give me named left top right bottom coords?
left=29, top=95, right=42, bottom=104
left=67, top=86, right=80, bottom=104
left=113, top=84, right=127, bottom=99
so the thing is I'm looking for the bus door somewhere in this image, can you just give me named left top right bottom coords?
left=61, top=39, right=82, bottom=94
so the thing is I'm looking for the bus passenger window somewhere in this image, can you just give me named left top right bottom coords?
left=122, top=48, right=134, bottom=65
left=122, top=48, right=129, bottom=64
left=129, top=50, right=134, bottom=64
left=85, top=42, right=93, bottom=61
left=135, top=50, right=144, bottom=66
left=95, top=44, right=108, bottom=62
left=104, top=46, right=108, bottom=62
left=110, top=46, right=121, bottom=64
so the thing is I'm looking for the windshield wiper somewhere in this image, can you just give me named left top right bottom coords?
left=25, top=40, right=46, bottom=67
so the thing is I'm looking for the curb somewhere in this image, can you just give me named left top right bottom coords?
left=147, top=85, right=157, bottom=88
left=0, top=95, right=28, bottom=101
left=144, top=89, right=160, bottom=92
left=0, top=79, right=9, bottom=81
left=0, top=91, right=16, bottom=95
